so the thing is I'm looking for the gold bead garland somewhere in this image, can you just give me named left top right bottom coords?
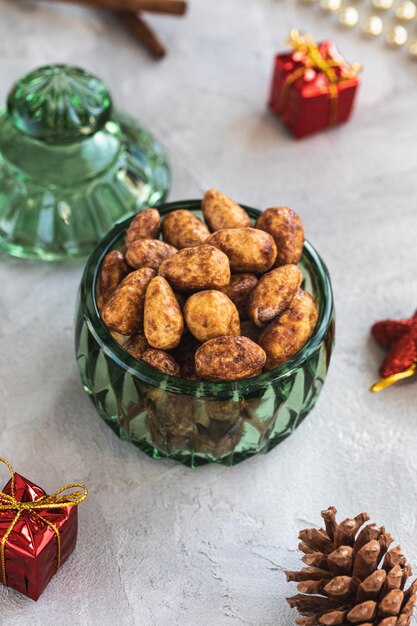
left=409, top=37, right=417, bottom=54
left=298, top=0, right=417, bottom=58
left=361, top=15, right=384, bottom=36
left=338, top=5, right=360, bottom=25
left=386, top=23, right=409, bottom=44
left=395, top=0, right=417, bottom=19
left=372, top=0, right=394, bottom=11
left=321, top=0, right=343, bottom=13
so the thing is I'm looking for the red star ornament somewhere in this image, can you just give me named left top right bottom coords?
left=370, top=311, right=417, bottom=392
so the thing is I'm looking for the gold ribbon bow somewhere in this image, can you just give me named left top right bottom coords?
left=278, top=29, right=361, bottom=126
left=0, top=457, right=88, bottom=588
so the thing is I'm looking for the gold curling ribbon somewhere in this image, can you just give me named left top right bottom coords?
left=277, top=29, right=361, bottom=127
left=370, top=361, right=417, bottom=393
left=0, top=457, right=88, bottom=588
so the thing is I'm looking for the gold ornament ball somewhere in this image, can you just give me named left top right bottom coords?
left=338, top=5, right=360, bottom=26
left=299, top=0, right=317, bottom=5
left=361, top=15, right=384, bottom=36
left=408, top=40, right=417, bottom=58
left=372, top=0, right=393, bottom=10
left=321, top=0, right=342, bottom=11
left=395, top=0, right=417, bottom=20
left=386, top=24, right=408, bottom=46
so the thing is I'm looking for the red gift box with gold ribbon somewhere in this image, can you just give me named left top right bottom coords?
left=269, top=30, right=361, bottom=139
left=0, top=458, right=87, bottom=601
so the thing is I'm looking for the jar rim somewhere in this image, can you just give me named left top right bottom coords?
left=79, top=200, right=334, bottom=396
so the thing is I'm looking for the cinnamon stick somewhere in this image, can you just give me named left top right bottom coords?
left=117, top=11, right=166, bottom=59
left=31, top=0, right=187, bottom=16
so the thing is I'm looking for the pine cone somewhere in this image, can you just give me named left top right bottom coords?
left=286, top=507, right=417, bottom=626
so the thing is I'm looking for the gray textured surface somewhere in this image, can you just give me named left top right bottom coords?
left=1, top=0, right=417, bottom=624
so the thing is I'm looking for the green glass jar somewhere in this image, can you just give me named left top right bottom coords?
left=0, top=65, right=170, bottom=261
left=75, top=201, right=335, bottom=467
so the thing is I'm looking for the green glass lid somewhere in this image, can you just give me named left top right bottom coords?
left=7, top=64, right=113, bottom=143
left=0, top=64, right=170, bottom=261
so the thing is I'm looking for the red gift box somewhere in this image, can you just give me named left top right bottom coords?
left=269, top=31, right=360, bottom=139
left=0, top=458, right=87, bottom=601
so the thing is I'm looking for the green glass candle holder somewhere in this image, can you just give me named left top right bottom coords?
left=0, top=64, right=170, bottom=261
left=75, top=201, right=335, bottom=467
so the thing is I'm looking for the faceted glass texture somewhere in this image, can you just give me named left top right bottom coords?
left=75, top=201, right=335, bottom=467
left=0, top=65, right=170, bottom=261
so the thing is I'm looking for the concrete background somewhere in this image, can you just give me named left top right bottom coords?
left=1, top=0, right=417, bottom=624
